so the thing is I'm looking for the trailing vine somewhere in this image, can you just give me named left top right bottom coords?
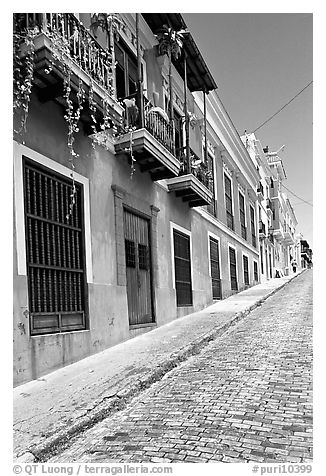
left=13, top=25, right=38, bottom=141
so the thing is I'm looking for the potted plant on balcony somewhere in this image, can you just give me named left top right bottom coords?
left=155, top=25, right=185, bottom=127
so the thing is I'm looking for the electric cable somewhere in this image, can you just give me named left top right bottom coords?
left=253, top=81, right=313, bottom=133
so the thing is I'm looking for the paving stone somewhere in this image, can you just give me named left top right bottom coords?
left=49, top=271, right=312, bottom=464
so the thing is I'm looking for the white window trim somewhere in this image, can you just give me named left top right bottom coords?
left=207, top=231, right=222, bottom=280
left=13, top=142, right=93, bottom=283
left=227, top=243, right=238, bottom=287
left=242, top=251, right=250, bottom=284
left=170, top=221, right=192, bottom=290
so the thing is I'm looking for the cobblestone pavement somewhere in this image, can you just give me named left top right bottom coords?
left=50, top=270, right=313, bottom=464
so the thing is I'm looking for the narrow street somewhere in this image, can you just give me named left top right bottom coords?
left=50, top=270, right=313, bottom=464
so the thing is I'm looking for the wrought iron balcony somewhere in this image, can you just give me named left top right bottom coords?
left=257, top=182, right=264, bottom=195
left=166, top=149, right=214, bottom=207
left=259, top=221, right=266, bottom=238
left=114, top=104, right=180, bottom=180
left=14, top=13, right=123, bottom=130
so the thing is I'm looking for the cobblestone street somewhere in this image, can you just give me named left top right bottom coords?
left=50, top=270, right=313, bottom=464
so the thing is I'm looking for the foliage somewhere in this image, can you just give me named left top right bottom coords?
left=13, top=25, right=38, bottom=139
left=156, top=24, right=184, bottom=60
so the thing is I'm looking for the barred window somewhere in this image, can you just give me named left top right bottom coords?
left=243, top=255, right=249, bottom=285
left=125, top=239, right=136, bottom=268
left=23, top=157, right=87, bottom=335
left=173, top=229, right=193, bottom=306
left=224, top=174, right=234, bottom=230
left=229, top=247, right=238, bottom=291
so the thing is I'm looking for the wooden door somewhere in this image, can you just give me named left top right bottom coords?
left=209, top=237, right=222, bottom=299
left=123, top=209, right=153, bottom=325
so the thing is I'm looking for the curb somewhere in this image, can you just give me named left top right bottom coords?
left=16, top=271, right=304, bottom=463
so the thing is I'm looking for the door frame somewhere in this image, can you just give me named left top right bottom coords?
left=123, top=204, right=156, bottom=327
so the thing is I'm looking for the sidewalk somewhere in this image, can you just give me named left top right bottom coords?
left=14, top=271, right=304, bottom=462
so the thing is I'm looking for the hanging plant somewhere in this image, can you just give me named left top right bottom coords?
left=13, top=25, right=39, bottom=140
left=90, top=13, right=124, bottom=99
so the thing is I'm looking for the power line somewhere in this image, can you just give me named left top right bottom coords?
left=253, top=81, right=313, bottom=133
left=280, top=182, right=313, bottom=207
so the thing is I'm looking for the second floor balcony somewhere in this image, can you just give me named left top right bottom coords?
left=14, top=13, right=124, bottom=131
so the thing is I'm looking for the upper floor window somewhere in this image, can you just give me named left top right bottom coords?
left=250, top=205, right=257, bottom=248
left=115, top=40, right=138, bottom=100
left=239, top=192, right=247, bottom=240
left=224, top=174, right=234, bottom=231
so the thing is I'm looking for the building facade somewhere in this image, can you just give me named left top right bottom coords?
left=13, top=13, right=262, bottom=385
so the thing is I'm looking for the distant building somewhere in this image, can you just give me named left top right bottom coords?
left=241, top=134, right=299, bottom=279
left=300, top=239, right=313, bottom=269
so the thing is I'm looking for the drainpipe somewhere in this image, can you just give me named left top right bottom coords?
left=168, top=47, right=175, bottom=156
left=203, top=88, right=208, bottom=165
left=184, top=50, right=190, bottom=174
left=136, top=13, right=144, bottom=128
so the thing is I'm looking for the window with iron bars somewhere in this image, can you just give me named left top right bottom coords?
left=23, top=157, right=87, bottom=335
left=173, top=229, right=193, bottom=306
left=243, top=255, right=249, bottom=285
left=250, top=205, right=257, bottom=248
left=229, top=247, right=238, bottom=291
left=224, top=174, right=234, bottom=231
left=239, top=192, right=247, bottom=240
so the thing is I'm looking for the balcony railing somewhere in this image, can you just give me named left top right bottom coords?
left=178, top=148, right=213, bottom=191
left=145, top=110, right=174, bottom=155
left=259, top=221, right=266, bottom=236
left=14, top=13, right=114, bottom=93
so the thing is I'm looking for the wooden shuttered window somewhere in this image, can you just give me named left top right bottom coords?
left=250, top=205, right=257, bottom=247
left=173, top=230, right=193, bottom=306
left=253, top=261, right=259, bottom=281
left=243, top=255, right=249, bottom=285
left=239, top=192, right=247, bottom=240
left=229, top=247, right=238, bottom=291
left=23, top=157, right=87, bottom=336
left=224, top=174, right=234, bottom=230
left=209, top=237, right=222, bottom=299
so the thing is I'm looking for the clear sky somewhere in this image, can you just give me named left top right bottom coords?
left=183, top=13, right=313, bottom=248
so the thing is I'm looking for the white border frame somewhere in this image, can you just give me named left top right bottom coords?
left=170, top=221, right=193, bottom=290
left=13, top=142, right=93, bottom=283
left=207, top=231, right=222, bottom=280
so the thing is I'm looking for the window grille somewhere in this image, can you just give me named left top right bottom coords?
left=224, top=174, right=234, bottom=230
left=250, top=206, right=256, bottom=247
left=209, top=237, right=221, bottom=299
left=229, top=247, right=238, bottom=291
left=243, top=255, right=249, bottom=285
left=23, top=157, right=87, bottom=335
left=138, top=243, right=149, bottom=270
left=125, top=239, right=136, bottom=268
left=173, top=230, right=193, bottom=306
left=239, top=192, right=247, bottom=240
left=253, top=261, right=258, bottom=281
